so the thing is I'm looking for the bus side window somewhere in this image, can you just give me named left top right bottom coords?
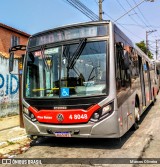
left=116, top=43, right=131, bottom=91
left=130, top=52, right=139, bottom=79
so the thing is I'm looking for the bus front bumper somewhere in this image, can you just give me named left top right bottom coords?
left=23, top=114, right=120, bottom=138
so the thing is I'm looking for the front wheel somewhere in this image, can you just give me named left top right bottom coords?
left=131, top=107, right=140, bottom=131
left=135, top=107, right=140, bottom=122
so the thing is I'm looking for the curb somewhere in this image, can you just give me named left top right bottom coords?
left=0, top=135, right=31, bottom=158
left=0, top=135, right=28, bottom=149
left=0, top=126, right=19, bottom=132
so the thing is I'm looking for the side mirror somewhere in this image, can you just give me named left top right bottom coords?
left=9, top=52, right=14, bottom=73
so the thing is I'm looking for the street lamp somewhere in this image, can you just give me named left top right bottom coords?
left=114, top=0, right=154, bottom=22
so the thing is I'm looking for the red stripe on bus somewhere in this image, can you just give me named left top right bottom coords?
left=28, top=104, right=100, bottom=124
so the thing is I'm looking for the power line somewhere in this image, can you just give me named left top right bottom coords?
left=119, top=23, right=146, bottom=28
left=64, top=0, right=151, bottom=43
left=114, top=0, right=148, bottom=22
left=103, top=12, right=114, bottom=20
left=125, top=0, right=150, bottom=29
left=115, top=0, right=143, bottom=28
left=94, top=0, right=99, bottom=5
left=133, top=0, right=160, bottom=39
left=132, top=0, right=150, bottom=24
left=126, top=0, right=157, bottom=41
left=94, top=0, right=145, bottom=41
left=64, top=0, right=99, bottom=21
left=75, top=0, right=99, bottom=20
left=126, top=0, right=159, bottom=41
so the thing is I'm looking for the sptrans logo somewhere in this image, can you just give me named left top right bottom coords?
left=56, top=113, right=64, bottom=122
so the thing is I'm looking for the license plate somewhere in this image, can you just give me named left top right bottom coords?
left=54, top=132, right=71, bottom=137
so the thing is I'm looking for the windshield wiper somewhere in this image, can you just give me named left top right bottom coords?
left=68, top=38, right=87, bottom=69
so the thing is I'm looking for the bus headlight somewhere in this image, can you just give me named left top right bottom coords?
left=23, top=107, right=37, bottom=122
left=102, top=104, right=112, bottom=115
left=90, top=102, right=114, bottom=123
left=23, top=107, right=29, bottom=115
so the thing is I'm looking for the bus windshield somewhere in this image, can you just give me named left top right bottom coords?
left=25, top=41, right=107, bottom=98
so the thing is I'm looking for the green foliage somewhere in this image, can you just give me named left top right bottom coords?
left=136, top=41, right=153, bottom=59
left=7, top=141, right=15, bottom=145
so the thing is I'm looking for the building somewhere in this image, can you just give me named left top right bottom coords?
left=0, top=23, right=30, bottom=117
left=0, top=23, right=30, bottom=58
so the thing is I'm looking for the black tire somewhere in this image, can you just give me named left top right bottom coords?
left=131, top=106, right=140, bottom=131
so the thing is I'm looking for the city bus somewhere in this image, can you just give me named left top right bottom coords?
left=9, top=21, right=159, bottom=138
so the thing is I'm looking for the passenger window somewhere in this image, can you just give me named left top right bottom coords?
left=115, top=43, right=131, bottom=91
left=130, top=50, right=139, bottom=78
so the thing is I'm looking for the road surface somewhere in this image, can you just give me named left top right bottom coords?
left=2, top=95, right=160, bottom=167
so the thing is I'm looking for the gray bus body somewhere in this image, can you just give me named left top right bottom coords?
left=22, top=21, right=158, bottom=138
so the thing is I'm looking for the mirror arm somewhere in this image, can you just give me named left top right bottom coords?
left=8, top=45, right=26, bottom=73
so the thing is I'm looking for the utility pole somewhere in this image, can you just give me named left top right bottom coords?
left=18, top=57, right=24, bottom=128
left=146, top=30, right=157, bottom=56
left=99, top=0, right=103, bottom=21
left=156, top=40, right=160, bottom=60
left=9, top=45, right=26, bottom=128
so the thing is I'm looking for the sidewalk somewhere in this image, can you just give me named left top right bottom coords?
left=0, top=115, right=31, bottom=158
left=0, top=115, right=19, bottom=131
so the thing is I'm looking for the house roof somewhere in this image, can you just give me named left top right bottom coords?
left=0, top=51, right=23, bottom=59
left=0, top=23, right=30, bottom=58
left=0, top=51, right=9, bottom=58
left=0, top=23, right=30, bottom=37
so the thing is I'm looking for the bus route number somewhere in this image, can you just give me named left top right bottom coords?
left=69, top=114, right=88, bottom=120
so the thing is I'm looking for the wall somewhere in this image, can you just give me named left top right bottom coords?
left=0, top=57, right=19, bottom=117
left=0, top=23, right=30, bottom=117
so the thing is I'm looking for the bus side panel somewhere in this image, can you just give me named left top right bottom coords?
left=118, top=80, right=142, bottom=137
left=91, top=110, right=120, bottom=138
left=121, top=99, right=128, bottom=135
left=127, top=92, right=136, bottom=130
left=117, top=91, right=139, bottom=137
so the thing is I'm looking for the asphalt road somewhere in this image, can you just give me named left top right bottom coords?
left=2, top=94, right=160, bottom=167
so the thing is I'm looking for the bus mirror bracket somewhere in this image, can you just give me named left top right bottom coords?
left=8, top=45, right=26, bottom=73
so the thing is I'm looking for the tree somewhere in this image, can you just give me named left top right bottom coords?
left=136, top=41, right=153, bottom=59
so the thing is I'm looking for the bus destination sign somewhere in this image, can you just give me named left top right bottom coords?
left=29, top=25, right=108, bottom=47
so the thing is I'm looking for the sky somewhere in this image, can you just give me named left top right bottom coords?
left=0, top=0, right=160, bottom=59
